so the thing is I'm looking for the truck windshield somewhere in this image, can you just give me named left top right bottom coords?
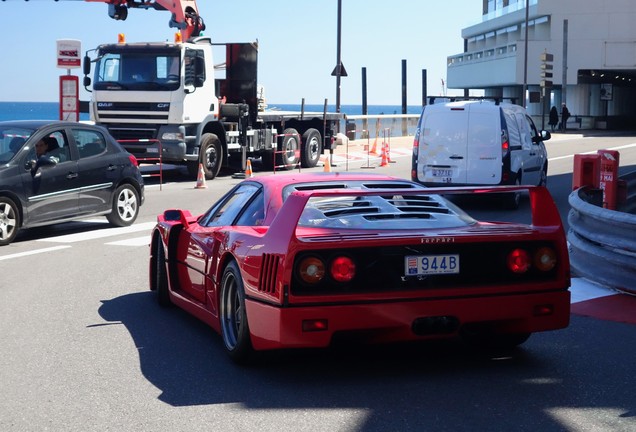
left=93, top=51, right=180, bottom=91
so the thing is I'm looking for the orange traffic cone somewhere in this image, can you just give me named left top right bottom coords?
left=323, top=156, right=332, bottom=172
left=245, top=159, right=253, bottom=178
left=379, top=142, right=388, bottom=167
left=194, top=163, right=207, bottom=189
left=370, top=136, right=378, bottom=155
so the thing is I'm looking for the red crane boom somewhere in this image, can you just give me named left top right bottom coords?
left=83, top=0, right=205, bottom=40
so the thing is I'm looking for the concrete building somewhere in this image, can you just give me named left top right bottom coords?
left=447, top=0, right=636, bottom=129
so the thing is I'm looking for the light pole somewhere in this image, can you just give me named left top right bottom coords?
left=522, top=0, right=529, bottom=108
left=335, top=0, right=342, bottom=116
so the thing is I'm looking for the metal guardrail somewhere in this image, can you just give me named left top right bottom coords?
left=567, top=171, right=636, bottom=295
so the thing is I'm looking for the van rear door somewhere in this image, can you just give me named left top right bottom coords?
left=416, top=105, right=469, bottom=184
left=465, top=105, right=502, bottom=184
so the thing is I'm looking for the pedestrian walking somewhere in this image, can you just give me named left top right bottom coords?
left=549, top=106, right=559, bottom=132
left=561, top=103, right=570, bottom=132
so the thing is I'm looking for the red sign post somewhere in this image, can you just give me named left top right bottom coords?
left=598, top=150, right=620, bottom=210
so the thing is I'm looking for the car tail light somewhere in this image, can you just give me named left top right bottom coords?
left=507, top=249, right=530, bottom=273
left=501, top=129, right=510, bottom=157
left=534, top=247, right=557, bottom=272
left=128, top=154, right=139, bottom=167
left=330, top=256, right=356, bottom=282
left=298, top=256, right=326, bottom=284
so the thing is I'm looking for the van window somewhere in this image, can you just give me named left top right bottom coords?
left=503, top=111, right=521, bottom=149
left=515, top=113, right=533, bottom=150
left=421, top=111, right=467, bottom=146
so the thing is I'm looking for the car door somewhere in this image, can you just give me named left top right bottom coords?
left=72, top=128, right=118, bottom=215
left=515, top=113, right=542, bottom=186
left=176, top=183, right=262, bottom=305
left=20, top=130, right=79, bottom=225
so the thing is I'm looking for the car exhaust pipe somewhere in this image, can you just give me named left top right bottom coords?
left=412, top=316, right=460, bottom=336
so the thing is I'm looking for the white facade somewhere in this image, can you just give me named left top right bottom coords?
left=447, top=0, right=636, bottom=128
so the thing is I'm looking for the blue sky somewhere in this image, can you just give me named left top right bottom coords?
left=0, top=0, right=480, bottom=105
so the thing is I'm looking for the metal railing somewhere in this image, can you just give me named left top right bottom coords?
left=567, top=171, right=636, bottom=295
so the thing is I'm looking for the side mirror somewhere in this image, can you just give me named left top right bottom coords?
left=83, top=55, right=91, bottom=76
left=533, top=130, right=551, bottom=143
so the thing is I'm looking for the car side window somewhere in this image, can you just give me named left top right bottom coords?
left=28, top=130, right=71, bottom=162
left=47, top=131, right=71, bottom=162
left=199, top=183, right=261, bottom=227
left=235, top=191, right=265, bottom=226
left=73, top=129, right=107, bottom=158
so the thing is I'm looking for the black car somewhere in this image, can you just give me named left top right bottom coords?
left=0, top=120, right=145, bottom=245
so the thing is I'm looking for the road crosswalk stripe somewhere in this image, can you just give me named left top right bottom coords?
left=0, top=245, right=71, bottom=261
left=37, top=222, right=156, bottom=243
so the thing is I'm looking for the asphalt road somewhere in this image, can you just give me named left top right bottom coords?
left=1, top=132, right=635, bottom=431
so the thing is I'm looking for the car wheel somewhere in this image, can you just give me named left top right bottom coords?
left=276, top=128, right=300, bottom=170
left=503, top=176, right=521, bottom=210
left=200, top=133, right=223, bottom=180
left=220, top=260, right=253, bottom=363
left=539, top=164, right=548, bottom=187
left=301, top=128, right=322, bottom=168
left=0, top=197, right=20, bottom=246
left=107, top=184, right=140, bottom=227
left=153, top=239, right=172, bottom=307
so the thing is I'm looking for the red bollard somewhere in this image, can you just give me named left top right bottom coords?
left=572, top=154, right=601, bottom=190
left=598, top=150, right=620, bottom=210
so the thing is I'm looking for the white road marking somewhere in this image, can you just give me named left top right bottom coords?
left=0, top=245, right=71, bottom=261
left=548, top=142, right=636, bottom=162
left=106, top=236, right=151, bottom=247
left=37, top=222, right=156, bottom=243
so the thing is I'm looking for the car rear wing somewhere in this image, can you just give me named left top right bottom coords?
left=267, top=185, right=564, bottom=251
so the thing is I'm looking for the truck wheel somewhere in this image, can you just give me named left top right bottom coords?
left=301, top=128, right=322, bottom=168
left=199, top=133, right=223, bottom=180
left=276, top=128, right=300, bottom=170
left=0, top=197, right=20, bottom=246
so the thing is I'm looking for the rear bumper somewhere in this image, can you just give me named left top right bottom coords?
left=245, top=290, right=570, bottom=351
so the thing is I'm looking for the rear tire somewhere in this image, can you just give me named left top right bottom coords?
left=220, top=261, right=253, bottom=364
left=301, top=128, right=322, bottom=168
left=503, top=176, right=521, bottom=210
left=0, top=197, right=19, bottom=246
left=152, top=239, right=172, bottom=307
left=106, top=184, right=139, bottom=226
left=276, top=128, right=300, bottom=170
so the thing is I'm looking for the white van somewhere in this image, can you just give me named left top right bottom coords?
left=411, top=100, right=550, bottom=207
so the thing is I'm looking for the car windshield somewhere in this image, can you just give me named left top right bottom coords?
left=283, top=180, right=476, bottom=230
left=0, top=127, right=34, bottom=163
left=93, top=49, right=181, bottom=91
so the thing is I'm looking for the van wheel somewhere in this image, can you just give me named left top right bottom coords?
left=503, top=176, right=521, bottom=210
left=539, top=164, right=548, bottom=187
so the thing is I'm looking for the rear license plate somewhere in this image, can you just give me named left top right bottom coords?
left=405, top=254, right=460, bottom=276
left=432, top=168, right=453, bottom=177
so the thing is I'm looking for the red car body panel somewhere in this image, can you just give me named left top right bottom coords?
left=150, top=172, right=570, bottom=352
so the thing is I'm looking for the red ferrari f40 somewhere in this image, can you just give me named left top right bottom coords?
left=149, top=173, right=570, bottom=363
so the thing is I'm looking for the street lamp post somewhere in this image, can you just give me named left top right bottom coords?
left=522, top=0, right=529, bottom=108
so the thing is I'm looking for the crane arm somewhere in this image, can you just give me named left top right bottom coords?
left=84, top=0, right=205, bottom=40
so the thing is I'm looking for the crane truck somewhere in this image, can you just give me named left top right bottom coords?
left=81, top=0, right=343, bottom=179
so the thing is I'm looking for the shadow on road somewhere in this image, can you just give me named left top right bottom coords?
left=97, top=291, right=635, bottom=430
